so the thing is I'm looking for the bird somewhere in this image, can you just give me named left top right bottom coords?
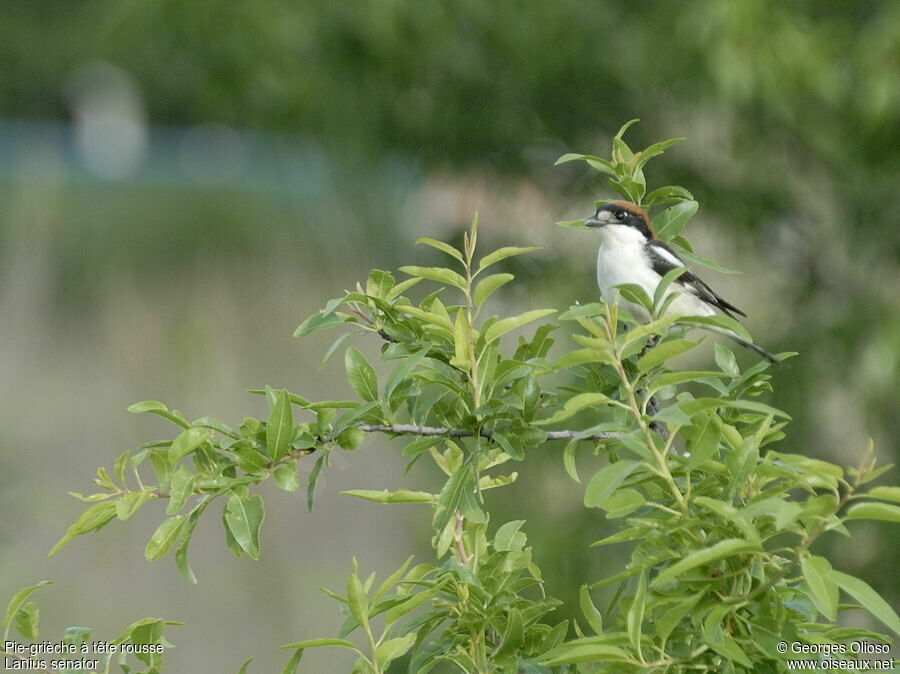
left=584, top=200, right=777, bottom=363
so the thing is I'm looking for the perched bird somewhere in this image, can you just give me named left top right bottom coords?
left=584, top=200, right=776, bottom=362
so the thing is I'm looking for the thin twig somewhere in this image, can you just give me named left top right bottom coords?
left=356, top=423, right=620, bottom=442
left=638, top=334, right=669, bottom=442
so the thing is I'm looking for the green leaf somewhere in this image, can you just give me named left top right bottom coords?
left=703, top=605, right=752, bottom=668
left=333, top=402, right=380, bottom=434
left=337, top=427, right=366, bottom=451
left=496, top=607, right=525, bottom=661
left=224, top=493, right=265, bottom=560
left=12, top=601, right=39, bottom=640
left=584, top=461, right=641, bottom=508
left=651, top=370, right=729, bottom=391
left=563, top=440, right=580, bottom=483
left=433, top=465, right=472, bottom=532
left=714, top=343, right=739, bottom=376
left=320, top=331, right=353, bottom=368
left=235, top=446, right=269, bottom=475
left=47, top=501, right=118, bottom=558
left=167, top=466, right=194, bottom=514
left=801, top=555, right=838, bottom=621
left=615, top=118, right=640, bottom=141
left=772, top=452, right=842, bottom=486
left=145, top=515, right=186, bottom=562
left=635, top=138, right=685, bottom=169
left=249, top=389, right=311, bottom=408
left=615, top=282, right=653, bottom=315
left=114, top=449, right=129, bottom=485
left=451, top=308, right=470, bottom=370
left=652, top=266, right=690, bottom=315
left=397, top=303, right=454, bottom=336
left=653, top=405, right=691, bottom=430
left=294, top=310, right=345, bottom=338
left=372, top=556, right=414, bottom=603
left=596, top=489, right=644, bottom=518
left=127, top=400, right=190, bottom=429
left=680, top=397, right=790, bottom=419
left=266, top=389, right=294, bottom=460
left=375, top=634, right=416, bottom=667
left=866, top=486, right=900, bottom=503
left=399, top=265, right=466, bottom=290
left=619, top=315, right=681, bottom=350
left=340, top=489, right=434, bottom=504
left=494, top=520, right=527, bottom=552
left=537, top=392, right=613, bottom=426
left=458, top=475, right=486, bottom=523
left=559, top=302, right=606, bottom=320
left=115, top=489, right=152, bottom=520
left=386, top=276, right=423, bottom=301
left=610, top=175, right=645, bottom=203
left=555, top=153, right=616, bottom=176
left=652, top=538, right=761, bottom=587
left=281, top=647, right=303, bottom=674
left=169, top=427, right=210, bottom=465
left=538, top=640, right=630, bottom=666
left=307, top=454, right=327, bottom=512
left=556, top=347, right=614, bottom=368
left=281, top=638, right=359, bottom=651
left=274, top=465, right=301, bottom=492
left=685, top=413, right=721, bottom=468
left=834, top=571, right=900, bottom=636
left=675, top=248, right=742, bottom=274
left=477, top=246, right=540, bottom=272
left=3, top=581, right=51, bottom=640
left=653, top=200, right=698, bottom=242
left=346, top=570, right=369, bottom=631
left=637, top=338, right=699, bottom=372
left=483, top=309, right=556, bottom=345
left=591, top=527, right=649, bottom=547
left=384, top=346, right=430, bottom=401
left=556, top=218, right=592, bottom=229
left=845, top=502, right=900, bottom=523
left=175, top=498, right=211, bottom=584
left=473, top=273, right=514, bottom=307
left=627, top=572, right=646, bottom=656
left=344, top=347, right=379, bottom=402
left=366, top=269, right=395, bottom=298
left=655, top=592, right=702, bottom=645
left=579, top=585, right=603, bottom=635
left=192, top=416, right=239, bottom=438
left=236, top=657, right=254, bottom=674
left=645, top=185, right=694, bottom=207
left=416, top=237, right=464, bottom=262
left=63, top=627, right=91, bottom=650
left=385, top=582, right=444, bottom=626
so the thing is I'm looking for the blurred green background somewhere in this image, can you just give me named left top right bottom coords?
left=2, top=0, right=898, bottom=670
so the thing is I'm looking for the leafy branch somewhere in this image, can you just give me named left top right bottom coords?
left=37, top=120, right=899, bottom=673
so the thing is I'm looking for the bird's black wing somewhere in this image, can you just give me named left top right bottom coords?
left=645, top=240, right=747, bottom=318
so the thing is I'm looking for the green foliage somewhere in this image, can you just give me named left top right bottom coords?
left=45, top=125, right=898, bottom=672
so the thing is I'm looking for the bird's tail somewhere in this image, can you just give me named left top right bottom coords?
left=713, top=327, right=778, bottom=364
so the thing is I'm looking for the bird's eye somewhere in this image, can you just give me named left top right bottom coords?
left=615, top=210, right=627, bottom=221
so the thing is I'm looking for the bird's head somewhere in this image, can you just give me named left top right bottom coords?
left=584, top=200, right=654, bottom=240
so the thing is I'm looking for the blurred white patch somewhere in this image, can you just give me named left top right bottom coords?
left=178, top=124, right=245, bottom=185
left=66, top=62, right=147, bottom=179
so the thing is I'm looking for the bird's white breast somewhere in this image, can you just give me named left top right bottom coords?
left=594, top=225, right=713, bottom=321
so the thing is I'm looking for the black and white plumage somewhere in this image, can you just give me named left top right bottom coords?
left=584, top=200, right=776, bottom=362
